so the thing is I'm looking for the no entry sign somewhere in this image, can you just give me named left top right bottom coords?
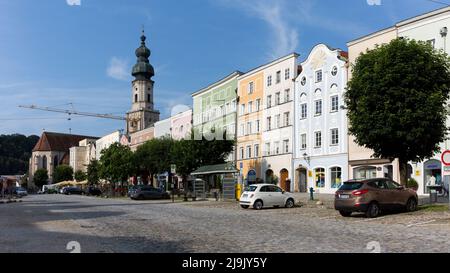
left=441, top=150, right=450, bottom=166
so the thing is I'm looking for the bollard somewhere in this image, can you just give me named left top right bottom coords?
left=309, top=187, right=315, bottom=201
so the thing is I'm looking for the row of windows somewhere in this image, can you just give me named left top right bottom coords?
left=300, top=66, right=338, bottom=86
left=265, top=140, right=290, bottom=156
left=300, top=128, right=339, bottom=149
left=239, top=120, right=260, bottom=136
left=197, top=99, right=237, bottom=124
left=239, top=89, right=291, bottom=116
left=314, top=167, right=342, bottom=188
left=134, top=93, right=151, bottom=103
left=239, top=139, right=291, bottom=160
left=247, top=68, right=292, bottom=95
left=266, top=112, right=290, bottom=131
left=267, top=68, right=291, bottom=87
left=267, top=89, right=291, bottom=108
left=300, top=95, right=339, bottom=119
left=238, top=111, right=291, bottom=136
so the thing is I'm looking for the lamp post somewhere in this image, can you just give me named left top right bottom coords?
left=303, top=153, right=311, bottom=166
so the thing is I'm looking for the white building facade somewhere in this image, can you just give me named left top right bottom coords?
left=261, top=53, right=299, bottom=191
left=346, top=7, right=449, bottom=195
left=293, top=44, right=349, bottom=194
left=398, top=7, right=450, bottom=195
left=154, top=118, right=171, bottom=139
left=96, top=131, right=122, bottom=160
left=69, top=138, right=96, bottom=173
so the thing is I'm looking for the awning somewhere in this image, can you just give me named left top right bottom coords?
left=191, top=163, right=238, bottom=176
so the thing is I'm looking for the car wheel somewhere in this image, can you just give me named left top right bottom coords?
left=138, top=195, right=144, bottom=200
left=339, top=211, right=352, bottom=217
left=240, top=205, right=249, bottom=209
left=285, top=198, right=295, bottom=208
left=253, top=200, right=263, bottom=210
left=365, top=202, right=380, bottom=218
left=405, top=198, right=418, bottom=212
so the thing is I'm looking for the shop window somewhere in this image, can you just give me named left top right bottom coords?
left=315, top=168, right=325, bottom=188
left=331, top=167, right=342, bottom=188
left=354, top=166, right=377, bottom=179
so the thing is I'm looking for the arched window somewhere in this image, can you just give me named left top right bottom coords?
left=42, top=156, right=47, bottom=170
left=315, top=168, right=325, bottom=188
left=330, top=167, right=342, bottom=188
left=134, top=94, right=138, bottom=103
left=53, top=156, right=58, bottom=168
left=147, top=94, right=151, bottom=103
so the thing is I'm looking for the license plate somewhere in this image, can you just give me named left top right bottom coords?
left=340, top=194, right=350, bottom=199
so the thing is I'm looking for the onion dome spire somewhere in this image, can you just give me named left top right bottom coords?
left=132, top=28, right=155, bottom=80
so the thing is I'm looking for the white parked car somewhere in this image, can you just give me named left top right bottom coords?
left=239, top=184, right=295, bottom=210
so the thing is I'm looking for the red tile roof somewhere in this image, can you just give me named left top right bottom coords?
left=32, top=132, right=98, bottom=152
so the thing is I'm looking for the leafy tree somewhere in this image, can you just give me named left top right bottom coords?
left=74, top=170, right=87, bottom=182
left=134, top=137, right=174, bottom=186
left=33, top=169, right=48, bottom=188
left=99, top=143, right=133, bottom=185
left=0, top=134, right=39, bottom=175
left=172, top=129, right=235, bottom=192
left=345, top=38, right=450, bottom=185
left=53, top=165, right=74, bottom=183
left=87, top=159, right=100, bottom=185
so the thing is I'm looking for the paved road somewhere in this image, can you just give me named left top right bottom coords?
left=1, top=194, right=450, bottom=253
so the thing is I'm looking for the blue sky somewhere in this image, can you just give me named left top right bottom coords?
left=0, top=0, right=448, bottom=137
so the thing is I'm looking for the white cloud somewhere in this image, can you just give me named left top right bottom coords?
left=107, top=57, right=129, bottom=81
left=217, top=0, right=298, bottom=59
left=66, top=0, right=81, bottom=6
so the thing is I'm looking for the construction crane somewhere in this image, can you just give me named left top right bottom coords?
left=18, top=104, right=127, bottom=121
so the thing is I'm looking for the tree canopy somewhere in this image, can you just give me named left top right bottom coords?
left=33, top=169, right=48, bottom=188
left=53, top=165, right=74, bottom=183
left=87, top=159, right=100, bottom=185
left=0, top=134, right=39, bottom=175
left=99, top=143, right=134, bottom=184
left=345, top=38, right=450, bottom=184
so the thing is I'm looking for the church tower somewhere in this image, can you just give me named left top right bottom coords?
left=126, top=30, right=160, bottom=134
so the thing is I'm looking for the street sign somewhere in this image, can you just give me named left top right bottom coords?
left=444, top=166, right=450, bottom=176
left=442, top=150, right=450, bottom=166
left=171, top=164, right=176, bottom=174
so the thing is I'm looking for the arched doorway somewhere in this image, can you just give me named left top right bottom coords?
left=280, top=169, right=289, bottom=192
left=296, top=168, right=307, bottom=193
left=265, top=169, right=277, bottom=185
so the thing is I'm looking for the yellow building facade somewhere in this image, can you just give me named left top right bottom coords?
left=236, top=71, right=264, bottom=183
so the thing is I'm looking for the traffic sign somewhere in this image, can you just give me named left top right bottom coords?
left=442, top=151, right=450, bottom=166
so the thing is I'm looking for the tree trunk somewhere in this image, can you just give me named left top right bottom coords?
left=399, top=158, right=408, bottom=186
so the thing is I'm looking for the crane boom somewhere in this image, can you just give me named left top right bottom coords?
left=18, top=105, right=127, bottom=121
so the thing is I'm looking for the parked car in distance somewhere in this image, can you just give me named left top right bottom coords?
left=335, top=178, right=419, bottom=218
left=13, top=187, right=28, bottom=197
left=239, top=184, right=296, bottom=210
left=63, top=187, right=84, bottom=195
left=46, top=188, right=58, bottom=194
left=129, top=185, right=170, bottom=200
left=85, top=186, right=102, bottom=196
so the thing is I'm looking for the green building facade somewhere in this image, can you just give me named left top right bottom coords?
left=192, top=71, right=243, bottom=142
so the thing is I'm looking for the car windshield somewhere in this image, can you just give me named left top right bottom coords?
left=339, top=182, right=363, bottom=191
left=245, top=185, right=258, bottom=192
